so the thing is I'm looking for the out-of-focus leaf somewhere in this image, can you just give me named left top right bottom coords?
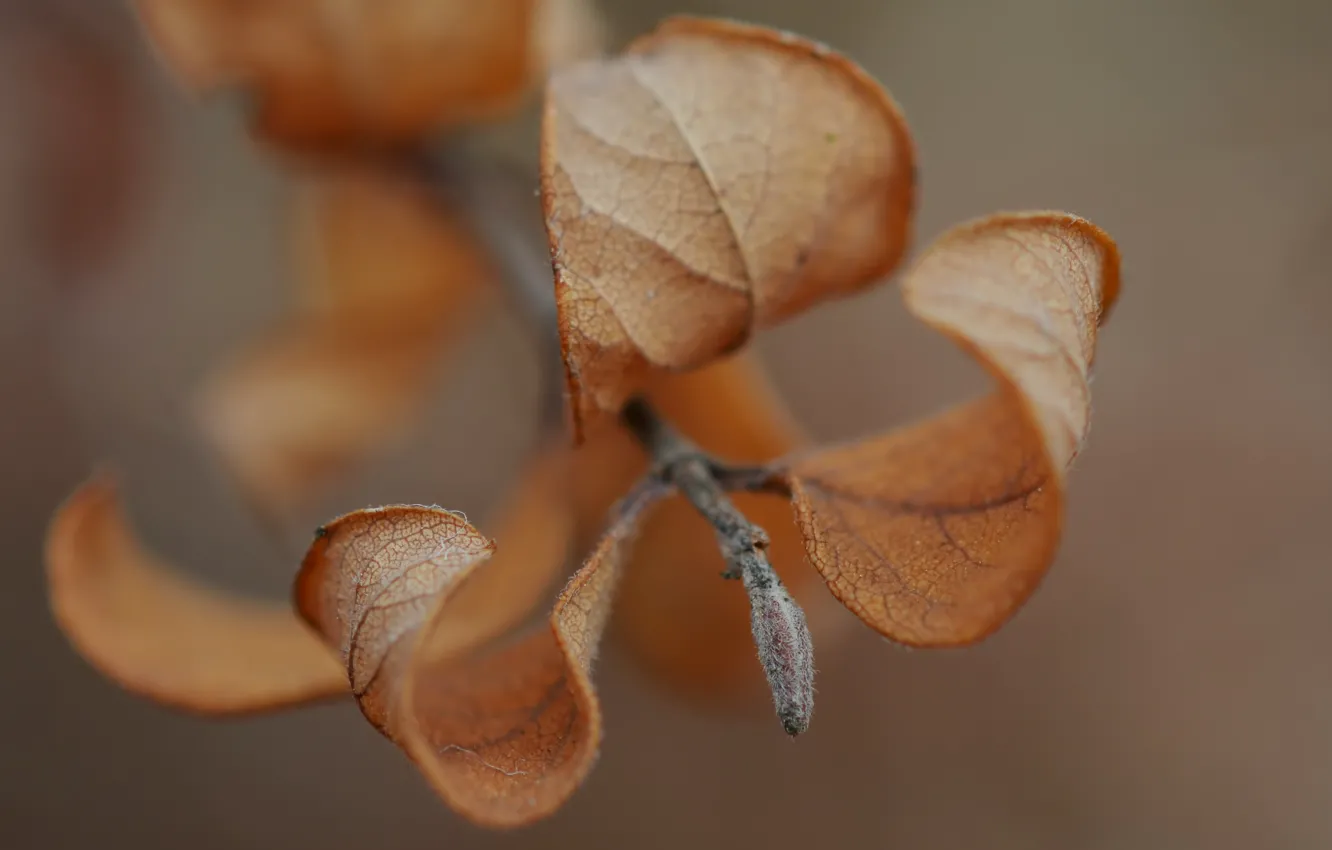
left=196, top=165, right=491, bottom=515
left=782, top=212, right=1121, bottom=645
left=45, top=474, right=347, bottom=712
left=540, top=16, right=916, bottom=433
left=414, top=441, right=575, bottom=663
left=196, top=323, right=440, bottom=517
left=132, top=0, right=605, bottom=148
left=44, top=440, right=578, bottom=722
left=294, top=466, right=654, bottom=827
left=531, top=0, right=606, bottom=75
left=292, top=165, right=492, bottom=334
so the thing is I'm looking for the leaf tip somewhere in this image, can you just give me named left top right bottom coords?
left=45, top=469, right=122, bottom=585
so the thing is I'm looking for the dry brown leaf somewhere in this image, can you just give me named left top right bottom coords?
left=293, top=164, right=492, bottom=335
left=195, top=324, right=440, bottom=516
left=197, top=165, right=491, bottom=515
left=540, top=16, right=916, bottom=433
left=415, top=441, right=575, bottom=663
left=782, top=212, right=1121, bottom=646
left=294, top=461, right=653, bottom=827
left=132, top=0, right=603, bottom=148
left=45, top=437, right=580, bottom=721
left=45, top=474, right=347, bottom=712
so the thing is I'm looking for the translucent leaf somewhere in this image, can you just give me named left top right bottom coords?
left=783, top=212, right=1121, bottom=645
left=45, top=475, right=347, bottom=713
left=294, top=465, right=654, bottom=826
left=540, top=16, right=916, bottom=432
left=43, top=443, right=575, bottom=723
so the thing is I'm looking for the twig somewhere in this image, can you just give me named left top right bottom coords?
left=416, top=143, right=565, bottom=427
left=620, top=397, right=815, bottom=736
left=620, top=398, right=772, bottom=580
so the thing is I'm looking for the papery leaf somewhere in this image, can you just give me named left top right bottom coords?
left=293, top=164, right=492, bottom=334
left=401, top=512, right=643, bottom=827
left=132, top=0, right=602, bottom=148
left=608, top=353, right=826, bottom=698
left=196, top=165, right=490, bottom=515
left=195, top=324, right=440, bottom=517
left=413, top=442, right=576, bottom=663
left=293, top=508, right=497, bottom=733
left=45, top=475, right=347, bottom=712
left=783, top=212, right=1121, bottom=645
left=294, top=456, right=654, bottom=827
left=540, top=16, right=916, bottom=433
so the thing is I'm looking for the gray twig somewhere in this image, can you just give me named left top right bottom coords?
left=620, top=397, right=815, bottom=736
left=417, top=143, right=565, bottom=427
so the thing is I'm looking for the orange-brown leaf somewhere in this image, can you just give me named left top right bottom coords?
left=45, top=475, right=347, bottom=713
left=415, top=442, right=576, bottom=663
left=195, top=324, right=440, bottom=517
left=294, top=451, right=652, bottom=827
left=784, top=212, right=1121, bottom=645
left=133, top=0, right=601, bottom=148
left=402, top=511, right=643, bottom=826
left=540, top=16, right=916, bottom=432
left=196, top=165, right=490, bottom=515
left=293, top=164, right=492, bottom=335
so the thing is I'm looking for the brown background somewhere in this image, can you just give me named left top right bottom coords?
left=3, top=0, right=1331, bottom=847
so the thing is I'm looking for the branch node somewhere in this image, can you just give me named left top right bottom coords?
left=619, top=396, right=815, bottom=736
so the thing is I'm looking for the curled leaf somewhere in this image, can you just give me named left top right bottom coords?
left=415, top=441, right=576, bottom=663
left=540, top=16, right=916, bottom=431
left=133, top=0, right=602, bottom=148
left=293, top=164, right=492, bottom=335
left=45, top=474, right=346, bottom=713
left=197, top=165, right=490, bottom=515
left=783, top=213, right=1121, bottom=645
left=196, top=324, right=440, bottom=516
left=293, top=507, right=498, bottom=732
left=294, top=452, right=655, bottom=827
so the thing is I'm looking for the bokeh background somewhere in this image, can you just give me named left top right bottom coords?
left=4, top=0, right=1331, bottom=847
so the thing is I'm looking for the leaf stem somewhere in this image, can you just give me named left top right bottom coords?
left=620, top=398, right=769, bottom=580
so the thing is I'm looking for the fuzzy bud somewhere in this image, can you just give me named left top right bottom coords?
left=742, top=560, right=815, bottom=736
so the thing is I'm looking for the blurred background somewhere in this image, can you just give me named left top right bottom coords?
left=3, top=0, right=1331, bottom=847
